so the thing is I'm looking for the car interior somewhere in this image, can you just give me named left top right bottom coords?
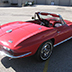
left=28, top=12, right=64, bottom=28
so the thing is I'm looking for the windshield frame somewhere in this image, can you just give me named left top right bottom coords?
left=35, top=12, right=66, bottom=25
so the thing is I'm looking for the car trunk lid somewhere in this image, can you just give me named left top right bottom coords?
left=0, top=21, right=48, bottom=49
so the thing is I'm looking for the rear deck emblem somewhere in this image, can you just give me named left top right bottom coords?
left=8, top=40, right=13, bottom=43
left=6, top=29, right=12, bottom=33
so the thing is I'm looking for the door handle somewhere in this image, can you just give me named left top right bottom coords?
left=57, top=31, right=60, bottom=33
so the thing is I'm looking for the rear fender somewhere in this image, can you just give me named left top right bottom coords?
left=15, top=29, right=56, bottom=55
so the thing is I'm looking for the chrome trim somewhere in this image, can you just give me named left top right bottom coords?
left=39, top=28, right=42, bottom=30
left=0, top=51, right=31, bottom=58
left=54, top=36, right=72, bottom=47
left=57, top=31, right=60, bottom=33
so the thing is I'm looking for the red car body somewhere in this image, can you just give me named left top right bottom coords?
left=0, top=12, right=72, bottom=60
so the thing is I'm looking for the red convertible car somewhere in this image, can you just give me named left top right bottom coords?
left=0, top=12, right=72, bottom=61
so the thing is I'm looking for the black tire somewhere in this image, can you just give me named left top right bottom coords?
left=36, top=40, right=53, bottom=61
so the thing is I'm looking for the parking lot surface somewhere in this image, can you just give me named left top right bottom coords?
left=0, top=5, right=72, bottom=72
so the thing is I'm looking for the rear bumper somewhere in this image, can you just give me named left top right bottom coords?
left=0, top=51, right=31, bottom=59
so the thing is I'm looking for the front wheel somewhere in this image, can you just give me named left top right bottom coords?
left=36, top=40, right=53, bottom=61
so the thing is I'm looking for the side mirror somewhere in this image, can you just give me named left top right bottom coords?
left=32, top=17, right=35, bottom=19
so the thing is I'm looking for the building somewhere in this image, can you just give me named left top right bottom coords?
left=34, top=0, right=72, bottom=6
left=0, top=0, right=72, bottom=7
left=0, top=0, right=33, bottom=6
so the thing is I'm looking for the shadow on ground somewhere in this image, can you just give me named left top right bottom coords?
left=1, top=55, right=45, bottom=72
left=1, top=39, right=72, bottom=72
left=0, top=5, right=36, bottom=7
left=48, top=39, right=72, bottom=72
left=0, top=4, right=72, bottom=8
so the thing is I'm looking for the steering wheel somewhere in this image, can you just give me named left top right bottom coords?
left=41, top=19, right=49, bottom=27
left=40, top=22, right=45, bottom=26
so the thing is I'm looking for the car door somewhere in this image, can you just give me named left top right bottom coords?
left=54, top=23, right=71, bottom=44
left=67, top=23, right=72, bottom=36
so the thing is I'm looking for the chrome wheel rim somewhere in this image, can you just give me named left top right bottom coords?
left=40, top=42, right=53, bottom=60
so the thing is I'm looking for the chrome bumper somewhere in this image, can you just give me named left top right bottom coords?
left=0, top=51, right=31, bottom=59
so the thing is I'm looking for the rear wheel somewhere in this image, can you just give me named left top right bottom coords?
left=36, top=40, right=53, bottom=61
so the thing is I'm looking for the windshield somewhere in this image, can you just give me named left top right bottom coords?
left=34, top=12, right=66, bottom=25
left=39, top=14, right=53, bottom=19
left=38, top=13, right=61, bottom=21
